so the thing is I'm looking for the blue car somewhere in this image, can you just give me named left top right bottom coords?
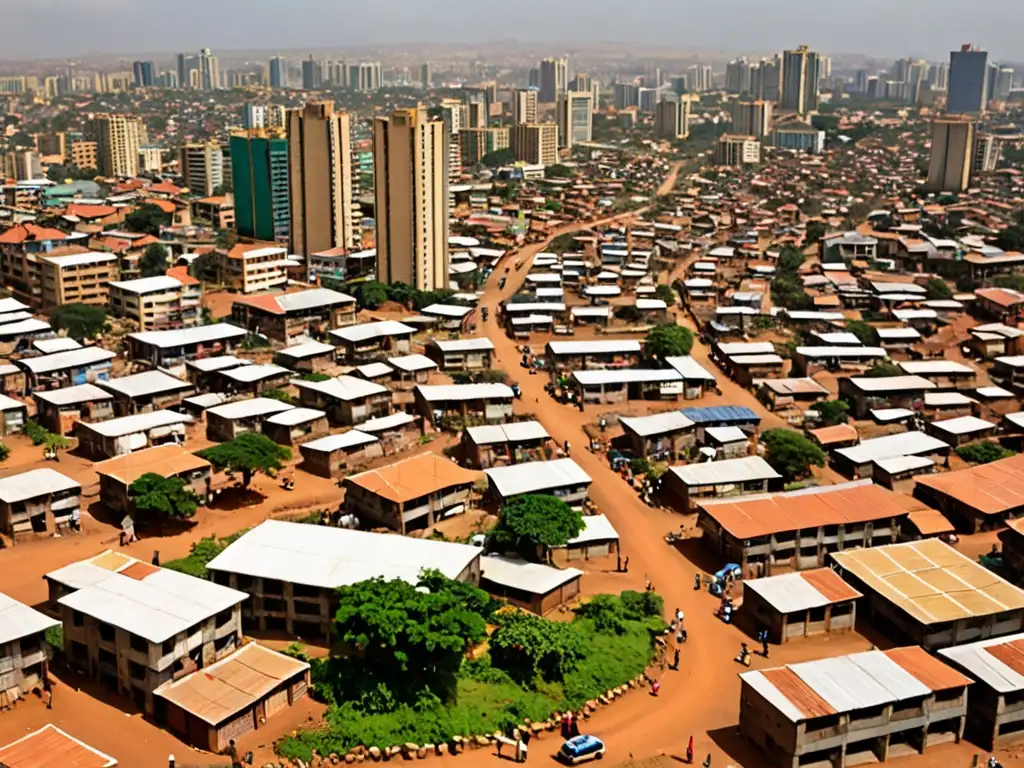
left=559, top=735, right=606, bottom=764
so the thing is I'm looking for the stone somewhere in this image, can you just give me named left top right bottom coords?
left=356, top=754, right=365, bottom=763
left=531, top=722, right=544, bottom=734
left=344, top=755, right=355, bottom=764
left=475, top=735, right=491, bottom=747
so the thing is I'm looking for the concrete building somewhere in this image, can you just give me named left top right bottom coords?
left=926, top=115, right=976, bottom=192
left=373, top=105, right=449, bottom=291
left=539, top=57, right=568, bottom=103
left=0, top=468, right=81, bottom=541
left=76, top=410, right=194, bottom=459
left=510, top=123, right=559, bottom=166
left=48, top=551, right=246, bottom=716
left=38, top=250, right=117, bottom=311
left=216, top=243, right=297, bottom=294
left=480, top=556, right=582, bottom=615
left=98, top=370, right=193, bottom=416
left=459, top=126, right=510, bottom=167
left=740, top=646, right=971, bottom=768
left=95, top=444, right=211, bottom=517
left=33, top=383, right=114, bottom=436
left=556, top=91, right=593, bottom=149
left=948, top=44, right=989, bottom=115
left=180, top=142, right=224, bottom=197
left=293, top=375, right=392, bottom=426
left=287, top=101, right=357, bottom=257
left=780, top=45, right=822, bottom=115
left=512, top=88, right=538, bottom=124
left=230, top=287, right=356, bottom=343
left=108, top=275, right=201, bottom=331
left=268, top=56, right=288, bottom=88
left=666, top=456, right=780, bottom=511
left=831, top=539, right=1024, bottom=651
left=207, top=519, right=480, bottom=635
left=89, top=115, right=143, bottom=178
left=732, top=99, right=774, bottom=138
left=742, top=568, right=861, bottom=644
left=484, top=458, right=592, bottom=509
left=0, top=592, right=59, bottom=700
left=656, top=97, right=691, bottom=140
left=715, top=134, right=761, bottom=165
left=69, top=140, right=98, bottom=171
left=773, top=121, right=826, bottom=153
left=126, top=323, right=247, bottom=367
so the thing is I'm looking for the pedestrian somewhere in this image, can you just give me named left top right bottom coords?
left=760, top=630, right=769, bottom=659
left=564, top=440, right=571, bottom=456
left=226, top=739, right=242, bottom=768
left=119, top=530, right=126, bottom=546
left=673, top=648, right=680, bottom=670
left=651, top=680, right=661, bottom=696
left=623, top=556, right=629, bottom=573
left=676, top=630, right=684, bottom=645
left=44, top=684, right=52, bottom=710
left=152, top=551, right=160, bottom=567
left=694, top=572, right=701, bottom=590
left=513, top=728, right=522, bottom=763
left=702, top=754, right=711, bottom=768
left=617, top=552, right=622, bottom=572
left=686, top=736, right=694, bottom=764
left=675, top=607, right=684, bottom=624
left=599, top=416, right=607, bottom=433
left=521, top=730, right=531, bottom=762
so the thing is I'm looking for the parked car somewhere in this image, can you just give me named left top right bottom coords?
left=559, top=735, right=606, bottom=764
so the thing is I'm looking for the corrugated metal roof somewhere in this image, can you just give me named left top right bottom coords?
left=546, top=340, right=642, bottom=355
left=0, top=724, right=118, bottom=768
left=915, top=453, right=1024, bottom=516
left=485, top=458, right=592, bottom=498
left=744, top=569, right=861, bottom=614
left=669, top=456, right=780, bottom=487
left=940, top=633, right=1024, bottom=693
left=0, top=591, right=59, bottom=645
left=680, top=405, right=760, bottom=424
left=480, top=555, right=582, bottom=596
left=835, top=431, right=947, bottom=466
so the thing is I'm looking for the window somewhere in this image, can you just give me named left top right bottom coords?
left=72, top=610, right=85, bottom=627
left=98, top=622, right=115, bottom=643
left=129, top=634, right=148, bottom=654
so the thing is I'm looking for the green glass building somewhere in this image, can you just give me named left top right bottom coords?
left=230, top=133, right=290, bottom=243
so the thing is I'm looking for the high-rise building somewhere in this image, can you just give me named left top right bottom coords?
left=571, top=73, right=591, bottom=93
left=347, top=62, right=383, bottom=91
left=510, top=123, right=559, bottom=166
left=158, top=71, right=179, bottom=89
left=421, top=63, right=432, bottom=89
left=613, top=82, right=640, bottom=110
left=928, top=63, right=949, bottom=91
left=512, top=88, right=539, bottom=125
left=926, top=115, right=976, bottom=192
left=780, top=45, right=821, bottom=114
left=731, top=99, right=774, bottom=139
left=132, top=61, right=155, bottom=89
left=198, top=49, right=220, bottom=90
left=715, top=134, right=761, bottom=166
left=70, top=140, right=98, bottom=171
left=288, top=101, right=357, bottom=257
left=670, top=75, right=688, bottom=95
left=373, top=105, right=449, bottom=291
left=231, top=130, right=291, bottom=244
left=434, top=99, right=468, bottom=134
left=269, top=57, right=288, bottom=88
left=302, top=56, right=324, bottom=90
left=3, top=150, right=41, bottom=181
left=686, top=64, right=713, bottom=93
left=948, top=45, right=989, bottom=114
left=463, top=89, right=490, bottom=129
left=655, top=98, right=691, bottom=140
left=725, top=57, right=752, bottom=94
left=528, top=68, right=540, bottom=89
left=37, top=133, right=66, bottom=158
left=458, top=127, right=510, bottom=167
left=974, top=133, right=1000, bottom=174
left=181, top=142, right=225, bottom=196
left=556, top=91, right=593, bottom=149
left=176, top=53, right=198, bottom=89
left=995, top=68, right=1015, bottom=102
left=539, top=57, right=568, bottom=103
left=89, top=115, right=143, bottom=177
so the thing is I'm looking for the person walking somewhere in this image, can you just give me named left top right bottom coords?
left=694, top=572, right=701, bottom=590
left=702, top=754, right=711, bottom=768
left=685, top=736, right=694, bottom=764
left=513, top=728, right=522, bottom=763
left=623, top=556, right=629, bottom=573
left=672, top=647, right=680, bottom=670
left=651, top=679, right=661, bottom=696
left=760, top=629, right=769, bottom=659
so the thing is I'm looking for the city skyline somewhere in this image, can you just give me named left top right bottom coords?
left=3, top=0, right=1024, bottom=61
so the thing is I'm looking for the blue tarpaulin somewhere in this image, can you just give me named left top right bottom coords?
left=680, top=405, right=760, bottom=425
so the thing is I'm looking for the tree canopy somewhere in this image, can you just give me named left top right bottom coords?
left=925, top=278, right=953, bottom=301
left=865, top=362, right=902, bottom=378
left=493, top=495, right=584, bottom=559
left=51, top=303, right=107, bottom=341
left=489, top=611, right=587, bottom=686
left=124, top=203, right=171, bottom=236
left=139, top=243, right=169, bottom=278
left=815, top=400, right=850, bottom=426
left=653, top=283, right=677, bottom=307
left=549, top=232, right=578, bottom=254
left=129, top=473, right=201, bottom=519
left=354, top=281, right=389, bottom=310
left=480, top=148, right=514, bottom=168
left=771, top=246, right=813, bottom=311
left=844, top=320, right=877, bottom=346
left=956, top=442, right=1015, bottom=465
left=645, top=323, right=694, bottom=360
left=196, top=433, right=291, bottom=487
left=761, top=429, right=826, bottom=480
left=546, top=164, right=574, bottom=179
left=996, top=210, right=1024, bottom=253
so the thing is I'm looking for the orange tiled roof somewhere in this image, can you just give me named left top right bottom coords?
left=142, top=198, right=177, bottom=214
left=148, top=181, right=182, bottom=195
left=65, top=203, right=117, bottom=219
left=166, top=265, right=199, bottom=286
left=0, top=223, right=69, bottom=244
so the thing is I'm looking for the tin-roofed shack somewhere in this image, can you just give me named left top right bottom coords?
left=837, top=375, right=936, bottom=420
left=544, top=340, right=644, bottom=381
left=0, top=724, right=118, bottom=768
left=830, top=539, right=1024, bottom=651
left=0, top=468, right=81, bottom=540
left=298, top=430, right=382, bottom=478
left=461, top=421, right=552, bottom=469
left=739, top=647, right=971, bottom=768
left=479, top=556, right=583, bottom=615
left=98, top=369, right=194, bottom=416
left=742, top=568, right=861, bottom=644
left=414, top=383, right=514, bottom=427
left=916, top=453, right=1024, bottom=533
left=294, top=375, right=392, bottom=427
left=698, top=480, right=908, bottom=575
left=33, top=383, right=115, bottom=436
left=0, top=591, right=60, bottom=698
left=664, top=456, right=780, bottom=512
left=426, top=338, right=495, bottom=371
left=484, top=458, right=593, bottom=509
left=231, top=287, right=357, bottom=343
left=205, top=398, right=294, bottom=442
left=619, top=411, right=696, bottom=461
left=126, top=323, right=248, bottom=366
left=330, top=321, right=416, bottom=363
left=95, top=444, right=212, bottom=517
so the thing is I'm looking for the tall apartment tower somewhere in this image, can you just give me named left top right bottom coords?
left=539, top=57, right=568, bottom=103
left=287, top=101, right=356, bottom=257
left=421, top=63, right=432, bottom=89
left=373, top=105, right=449, bottom=291
left=780, top=46, right=821, bottom=114
left=132, top=61, right=155, bottom=88
left=269, top=57, right=288, bottom=88
left=181, top=142, right=225, bottom=196
left=510, top=123, right=559, bottom=166
left=725, top=58, right=752, bottom=94
left=512, top=88, right=539, bottom=124
left=556, top=91, right=593, bottom=149
left=231, top=130, right=291, bottom=244
left=926, top=115, right=976, bottom=192
left=198, top=49, right=220, bottom=90
left=90, top=115, right=143, bottom=177
left=948, top=45, right=989, bottom=114
left=302, top=57, right=325, bottom=90
left=731, top=100, right=774, bottom=139
left=655, top=98, right=691, bottom=140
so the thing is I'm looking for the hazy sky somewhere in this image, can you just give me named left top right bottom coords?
left=3, top=0, right=1024, bottom=61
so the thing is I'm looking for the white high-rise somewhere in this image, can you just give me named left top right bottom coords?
left=557, top=91, right=593, bottom=149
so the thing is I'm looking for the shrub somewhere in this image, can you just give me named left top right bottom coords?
left=956, top=442, right=1015, bottom=465
left=761, top=429, right=826, bottom=480
left=163, top=529, right=249, bottom=578
left=816, top=400, right=850, bottom=426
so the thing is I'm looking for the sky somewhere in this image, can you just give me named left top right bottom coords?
left=3, top=0, right=1024, bottom=62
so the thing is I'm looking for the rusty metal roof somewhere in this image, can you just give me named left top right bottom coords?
left=915, top=453, right=1024, bottom=516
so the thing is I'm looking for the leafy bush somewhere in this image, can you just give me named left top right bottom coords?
left=956, top=442, right=1015, bottom=465
left=490, top=611, right=588, bottom=685
left=493, top=494, right=584, bottom=556
left=761, top=429, right=826, bottom=480
left=845, top=320, right=877, bottom=346
left=163, top=529, right=249, bottom=578
left=51, top=305, right=107, bottom=341
left=816, top=400, right=850, bottom=426
left=45, top=625, right=63, bottom=651
left=0, top=443, right=9, bottom=463
left=299, top=372, right=333, bottom=382
left=629, top=457, right=653, bottom=476
left=925, top=278, right=953, bottom=300
left=865, top=362, right=902, bottom=378
left=263, top=388, right=296, bottom=404
left=645, top=323, right=694, bottom=359
left=129, top=473, right=201, bottom=518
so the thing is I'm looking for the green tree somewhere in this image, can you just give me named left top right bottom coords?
left=645, top=323, right=694, bottom=360
left=996, top=211, right=1024, bottom=252
left=417, top=568, right=501, bottom=622
left=0, top=443, right=9, bottom=463
left=761, top=429, right=826, bottom=480
left=489, top=611, right=587, bottom=686
left=139, top=243, right=169, bottom=277
left=816, top=400, right=850, bottom=426
left=124, top=203, right=171, bottom=236
left=653, top=283, right=677, bottom=307
left=480, top=148, right=514, bottom=168
left=354, top=281, right=389, bottom=310
left=494, top=495, right=584, bottom=559
left=549, top=232, right=578, bottom=254
left=196, top=433, right=292, bottom=488
left=956, top=442, right=1016, bottom=464
left=215, top=229, right=238, bottom=250
left=546, top=164, right=574, bottom=179
left=805, top=221, right=827, bottom=245
left=51, top=304, right=107, bottom=340
left=995, top=275, right=1024, bottom=292
left=845, top=320, right=877, bottom=346
left=925, top=278, right=953, bottom=300
left=544, top=199, right=563, bottom=213
left=865, top=362, right=902, bottom=378
left=129, top=473, right=201, bottom=519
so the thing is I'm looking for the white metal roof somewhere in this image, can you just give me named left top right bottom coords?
left=78, top=409, right=193, bottom=437
left=929, top=415, right=995, bottom=436
left=582, top=285, right=622, bottom=297
left=431, top=338, right=495, bottom=352
left=220, top=363, right=291, bottom=383
left=207, top=398, right=294, bottom=420
left=57, top=564, right=247, bottom=643
left=871, top=408, right=916, bottom=422
left=893, top=309, right=938, bottom=321
left=330, top=320, right=416, bottom=343
left=0, top=297, right=29, bottom=314
left=109, top=275, right=182, bottom=294
left=100, top=370, right=192, bottom=399
left=183, top=392, right=228, bottom=409
left=925, top=392, right=976, bottom=407
left=0, top=319, right=52, bottom=337
left=422, top=303, right=474, bottom=318
left=388, top=354, right=437, bottom=373
left=416, top=383, right=513, bottom=402
left=743, top=572, right=855, bottom=614
left=186, top=355, right=251, bottom=372
left=466, top=421, right=550, bottom=445
left=264, top=407, right=326, bottom=426
left=872, top=455, right=934, bottom=475
left=812, top=332, right=861, bottom=345
left=481, top=555, right=582, bottom=595
left=872, top=281, right=927, bottom=295
left=636, top=298, right=668, bottom=310
left=0, top=468, right=79, bottom=503
left=939, top=633, right=1024, bottom=693
left=900, top=360, right=975, bottom=376
left=573, top=369, right=682, bottom=385
left=294, top=374, right=389, bottom=401
left=796, top=346, right=886, bottom=359
left=43, top=251, right=117, bottom=267
left=835, top=431, right=948, bottom=465
left=18, top=346, right=116, bottom=374
left=717, top=342, right=775, bottom=356
left=619, top=411, right=695, bottom=438
left=33, top=383, right=114, bottom=406
left=570, top=307, right=611, bottom=318
left=0, top=592, right=59, bottom=645
left=356, top=362, right=393, bottom=378
left=300, top=430, right=378, bottom=453
left=847, top=375, right=936, bottom=393
left=357, top=412, right=416, bottom=432
left=977, top=385, right=1014, bottom=399
left=0, top=393, right=24, bottom=412
left=276, top=288, right=355, bottom=311
left=485, top=458, right=592, bottom=498
left=546, top=340, right=642, bottom=355
left=876, top=327, right=921, bottom=341
left=565, top=514, right=619, bottom=545
left=665, top=356, right=717, bottom=381
left=669, top=456, right=780, bottom=487
left=206, top=519, right=480, bottom=589
left=276, top=340, right=336, bottom=359
left=130, top=323, right=248, bottom=349
left=33, top=337, right=81, bottom=354
left=705, top=426, right=747, bottom=444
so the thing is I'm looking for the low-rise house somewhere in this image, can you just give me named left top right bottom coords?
left=545, top=340, right=644, bottom=380
left=484, top=458, right=592, bottom=509
left=741, top=568, right=861, bottom=643
left=298, top=430, right=382, bottom=478
left=791, top=346, right=887, bottom=377
left=664, top=355, right=718, bottom=399
left=480, top=556, right=583, bottom=615
left=619, top=411, right=696, bottom=460
left=218, top=363, right=292, bottom=396
left=975, top=287, right=1024, bottom=323
left=127, top=324, right=248, bottom=367
left=330, top=321, right=416, bottom=363
left=876, top=326, right=922, bottom=358
left=0, top=725, right=118, bottom=767
left=16, top=346, right=116, bottom=391
left=343, top=453, right=480, bottom=533
left=99, top=370, right=194, bottom=416
left=0, top=468, right=82, bottom=540
left=831, top=539, right=1024, bottom=651
left=33, top=383, right=115, bottom=435
left=462, top=421, right=552, bottom=469
left=414, top=383, right=514, bottom=427
left=78, top=404, right=192, bottom=456
left=756, top=378, right=831, bottom=411
left=184, top=355, right=251, bottom=389
left=0, top=393, right=27, bottom=435
left=356, top=411, right=422, bottom=452
left=262, top=407, right=330, bottom=447
left=0, top=591, right=60, bottom=697
left=680, top=405, right=761, bottom=441
left=571, top=368, right=686, bottom=403
left=108, top=275, right=201, bottom=331
left=205, top=398, right=294, bottom=442
left=832, top=431, right=950, bottom=479
left=422, top=303, right=474, bottom=331
left=230, top=288, right=357, bottom=343
left=873, top=455, right=936, bottom=493
left=665, top=456, right=780, bottom=511
left=154, top=643, right=310, bottom=753
left=703, top=425, right=750, bottom=458
left=274, top=340, right=337, bottom=374
left=739, top=646, right=971, bottom=768
left=95, top=445, right=212, bottom=517
left=968, top=323, right=1024, bottom=359
left=426, top=338, right=495, bottom=371
left=808, top=423, right=859, bottom=451
left=553, top=514, right=620, bottom=564
left=49, top=552, right=247, bottom=716
left=837, top=375, right=937, bottom=419
left=992, top=356, right=1024, bottom=390
left=207, top=519, right=482, bottom=635
left=294, top=375, right=392, bottom=426
left=926, top=415, right=998, bottom=447
left=899, top=360, right=978, bottom=389
left=387, top=354, right=437, bottom=387
left=917, top=453, right=1024, bottom=533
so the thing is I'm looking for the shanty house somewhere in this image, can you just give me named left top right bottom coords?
left=16, top=346, right=116, bottom=390
left=571, top=368, right=685, bottom=404
left=33, top=383, right=115, bottom=436
left=95, top=445, right=212, bottom=517
left=665, top=456, right=780, bottom=512
left=298, top=430, right=382, bottom=479
left=916, top=453, right=1024, bottom=533
left=261, top=407, right=330, bottom=447
left=330, top=321, right=416, bottom=363
left=274, top=341, right=337, bottom=374
left=126, top=324, right=248, bottom=366
left=426, top=338, right=495, bottom=371
left=553, top=514, right=620, bottom=563
left=544, top=340, right=644, bottom=380
left=0, top=468, right=81, bottom=540
left=184, top=356, right=251, bottom=390
left=99, top=370, right=194, bottom=416
left=619, top=411, right=696, bottom=461
left=205, top=398, right=294, bottom=442
left=414, top=383, right=514, bottom=427
left=294, top=375, right=392, bottom=426
left=231, top=288, right=357, bottom=343
left=462, top=421, right=552, bottom=469
left=76, top=409, right=194, bottom=459
left=838, top=375, right=936, bottom=420
left=0, top=393, right=26, bottom=436
left=832, top=431, right=950, bottom=479
left=480, top=556, right=583, bottom=615
left=484, top=458, right=592, bottom=509
left=741, top=569, right=861, bottom=643
left=0, top=591, right=60, bottom=697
